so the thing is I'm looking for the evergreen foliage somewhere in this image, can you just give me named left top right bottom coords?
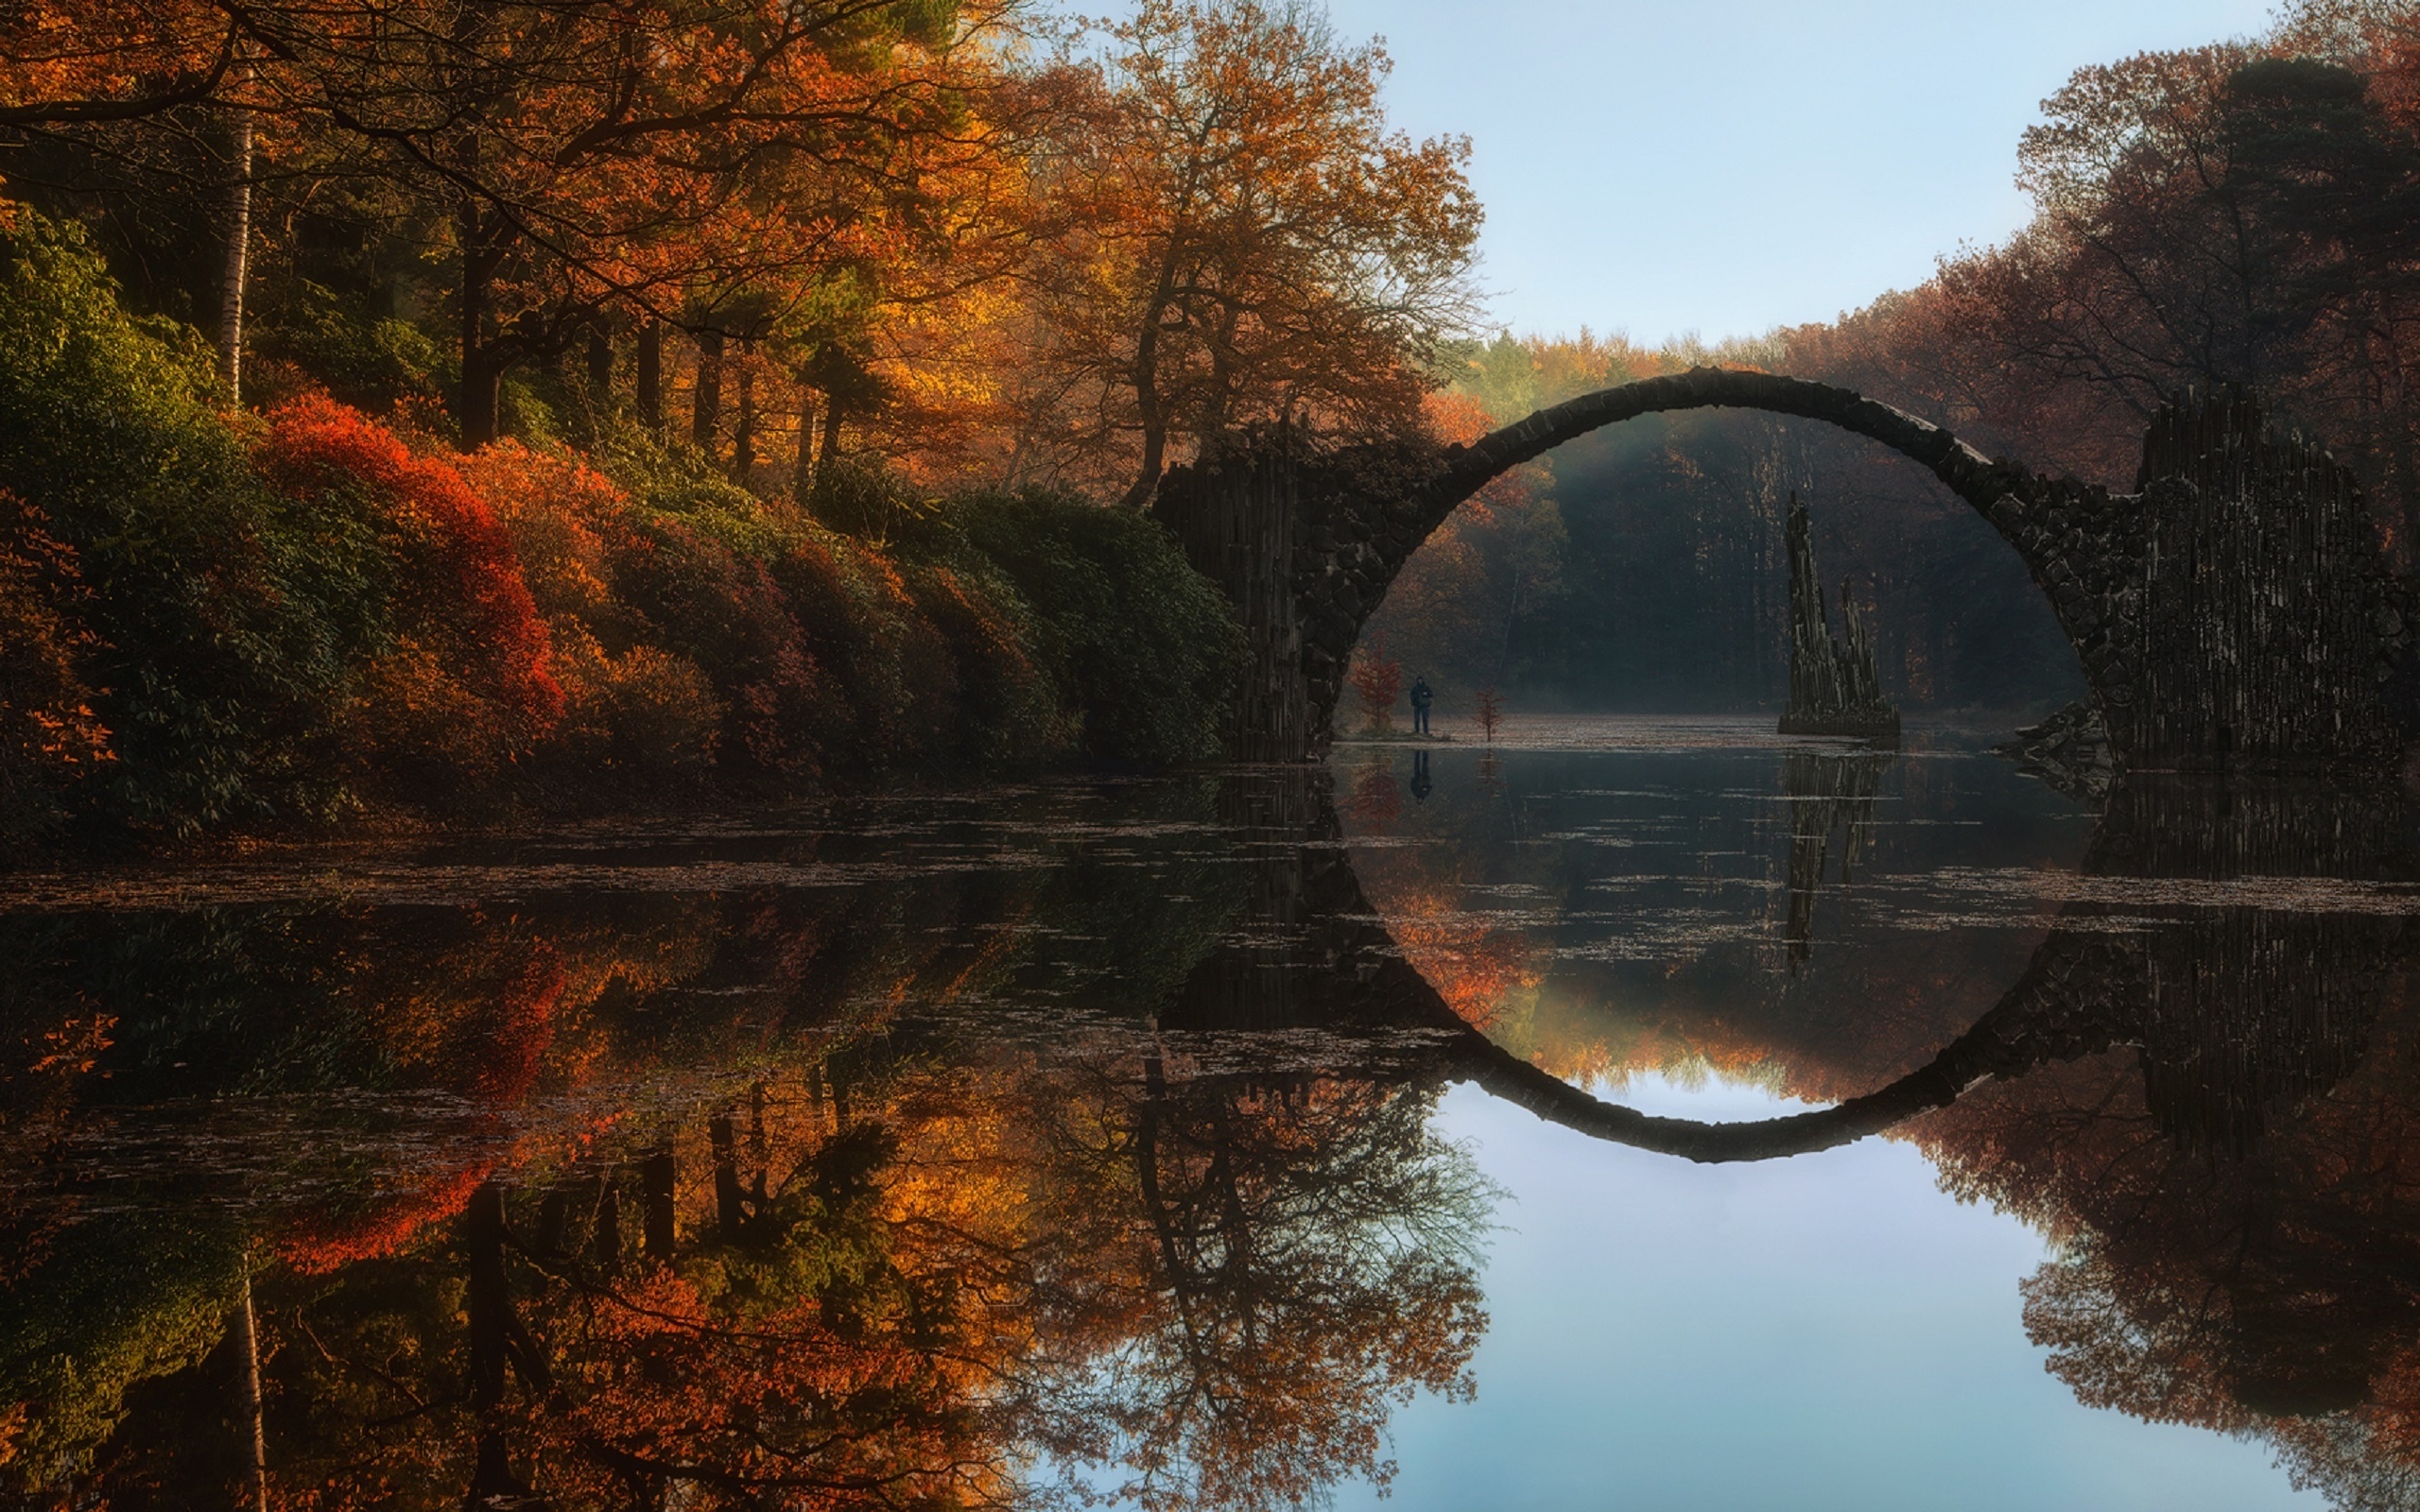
left=958, top=490, right=1246, bottom=765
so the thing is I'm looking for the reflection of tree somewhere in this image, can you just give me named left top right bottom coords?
left=240, top=1098, right=1014, bottom=1509
left=1026, top=1057, right=1490, bottom=1512
left=1345, top=763, right=2420, bottom=1502
left=1, top=772, right=1492, bottom=1508
left=25, top=1043, right=1493, bottom=1509
left=0, top=781, right=1255, bottom=1495
left=1343, top=752, right=1402, bottom=833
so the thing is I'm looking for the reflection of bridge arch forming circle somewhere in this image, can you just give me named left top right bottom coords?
left=1162, top=767, right=2416, bottom=1167
left=1153, top=369, right=2411, bottom=770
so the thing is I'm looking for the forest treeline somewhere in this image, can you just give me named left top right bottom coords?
left=1372, top=0, right=2420, bottom=719
left=0, top=0, right=1476, bottom=839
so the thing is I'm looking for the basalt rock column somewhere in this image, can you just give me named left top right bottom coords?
left=2124, top=387, right=2410, bottom=771
left=1778, top=492, right=1901, bottom=743
left=1155, top=430, right=1310, bottom=761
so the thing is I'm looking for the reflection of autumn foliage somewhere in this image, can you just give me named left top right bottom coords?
left=494, top=1125, right=1014, bottom=1508
left=276, top=936, right=571, bottom=1274
left=1910, top=942, right=2420, bottom=1503
left=1004, top=1063, right=1492, bottom=1512
left=1386, top=887, right=1543, bottom=1033
left=1343, top=754, right=1402, bottom=833
left=1351, top=839, right=1546, bottom=1034
left=43, top=1036, right=1494, bottom=1509
left=5, top=775, right=1493, bottom=1503
left=280, top=1163, right=496, bottom=1279
left=1348, top=749, right=2034, bottom=1102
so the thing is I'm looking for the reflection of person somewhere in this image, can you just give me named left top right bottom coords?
left=1409, top=677, right=1434, bottom=736
left=1410, top=748, right=1432, bottom=802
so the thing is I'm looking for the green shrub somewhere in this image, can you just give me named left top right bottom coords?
left=957, top=490, right=1244, bottom=765
left=252, top=278, right=451, bottom=415
left=904, top=560, right=1073, bottom=766
left=769, top=527, right=958, bottom=772
left=0, top=214, right=385, bottom=831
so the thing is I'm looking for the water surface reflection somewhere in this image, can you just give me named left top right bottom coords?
left=5, top=723, right=2419, bottom=1507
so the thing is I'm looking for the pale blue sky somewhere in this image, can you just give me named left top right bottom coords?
left=1317, top=0, right=2287, bottom=344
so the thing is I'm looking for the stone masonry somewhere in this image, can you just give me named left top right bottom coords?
left=1156, top=369, right=2414, bottom=774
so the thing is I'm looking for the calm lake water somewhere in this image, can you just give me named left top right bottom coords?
left=4, top=714, right=2412, bottom=1508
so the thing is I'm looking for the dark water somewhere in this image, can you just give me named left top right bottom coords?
left=4, top=715, right=2414, bottom=1508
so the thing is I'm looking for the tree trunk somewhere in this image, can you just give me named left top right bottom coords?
left=709, top=1112, right=747, bottom=1240
left=535, top=1188, right=570, bottom=1258
left=642, top=1143, right=677, bottom=1261
left=636, top=322, right=663, bottom=431
left=585, top=324, right=614, bottom=414
left=457, top=201, right=505, bottom=450
left=734, top=354, right=756, bottom=487
left=236, top=1270, right=268, bottom=1512
left=816, top=395, right=844, bottom=500
left=792, top=384, right=818, bottom=507
left=1122, top=307, right=1171, bottom=508
left=592, top=1175, right=622, bottom=1277
left=217, top=81, right=252, bottom=404
left=466, top=1182, right=510, bottom=1407
left=692, top=328, right=724, bottom=453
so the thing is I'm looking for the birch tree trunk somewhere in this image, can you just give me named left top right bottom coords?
left=217, top=73, right=252, bottom=403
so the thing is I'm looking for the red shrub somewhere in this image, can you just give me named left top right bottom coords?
left=0, top=490, right=110, bottom=833
left=257, top=395, right=562, bottom=733
left=606, top=514, right=838, bottom=781
left=457, top=439, right=625, bottom=626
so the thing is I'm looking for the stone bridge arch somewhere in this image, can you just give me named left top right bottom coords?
left=1154, top=369, right=2411, bottom=771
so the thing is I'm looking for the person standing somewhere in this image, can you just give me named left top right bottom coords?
left=1409, top=676, right=1434, bottom=736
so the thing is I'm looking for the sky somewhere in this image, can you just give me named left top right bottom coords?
left=1314, top=0, right=2288, bottom=345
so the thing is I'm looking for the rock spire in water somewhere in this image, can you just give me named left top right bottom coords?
left=1779, top=491, right=1901, bottom=744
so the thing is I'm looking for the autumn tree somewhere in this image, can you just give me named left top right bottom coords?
left=0, top=0, right=1043, bottom=451
left=1360, top=389, right=1567, bottom=700
left=1784, top=2, right=2420, bottom=545
left=1347, top=635, right=1402, bottom=733
left=1027, top=0, right=1482, bottom=505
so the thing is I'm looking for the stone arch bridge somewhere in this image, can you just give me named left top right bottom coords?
left=1153, top=369, right=2413, bottom=773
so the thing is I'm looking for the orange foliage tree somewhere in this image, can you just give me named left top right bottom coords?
left=1023, top=0, right=1484, bottom=504
left=1360, top=389, right=1564, bottom=703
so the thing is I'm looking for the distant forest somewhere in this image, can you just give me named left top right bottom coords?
left=1374, top=337, right=2084, bottom=717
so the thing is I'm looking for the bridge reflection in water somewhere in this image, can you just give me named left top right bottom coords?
left=2, top=763, right=2418, bottom=1505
